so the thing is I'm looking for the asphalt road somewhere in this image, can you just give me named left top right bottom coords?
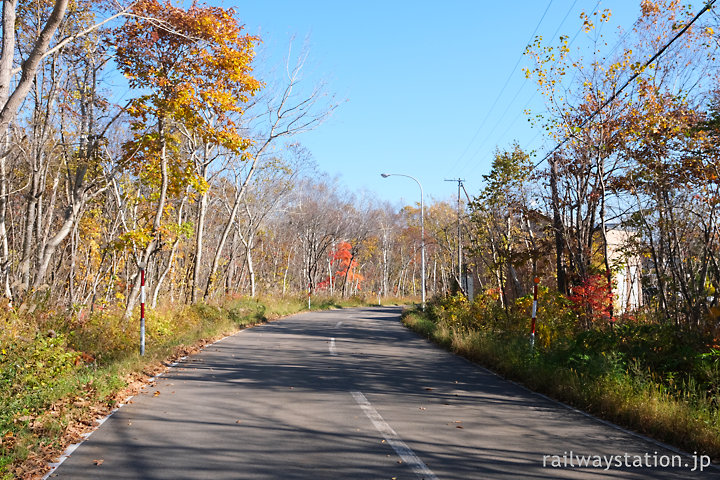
left=48, top=307, right=718, bottom=479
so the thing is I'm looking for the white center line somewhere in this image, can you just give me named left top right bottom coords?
left=351, top=391, right=438, bottom=480
left=329, top=337, right=337, bottom=356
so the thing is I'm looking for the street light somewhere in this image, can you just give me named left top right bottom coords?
left=381, top=173, right=426, bottom=310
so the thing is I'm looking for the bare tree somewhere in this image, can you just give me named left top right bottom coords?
left=203, top=47, right=337, bottom=299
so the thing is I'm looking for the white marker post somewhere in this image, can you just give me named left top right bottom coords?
left=140, top=268, right=146, bottom=356
left=530, top=276, right=539, bottom=350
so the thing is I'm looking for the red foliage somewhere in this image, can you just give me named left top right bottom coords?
left=317, top=242, right=364, bottom=291
left=568, top=273, right=613, bottom=325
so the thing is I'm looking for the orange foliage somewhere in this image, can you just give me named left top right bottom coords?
left=317, top=242, right=364, bottom=290
left=114, top=0, right=261, bottom=152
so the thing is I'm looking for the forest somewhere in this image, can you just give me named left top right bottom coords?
left=0, top=0, right=474, bottom=318
left=0, top=1, right=713, bottom=325
left=408, top=0, right=720, bottom=462
left=2, top=0, right=720, bottom=477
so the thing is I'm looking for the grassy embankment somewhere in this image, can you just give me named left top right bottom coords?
left=402, top=294, right=720, bottom=460
left=0, top=294, right=405, bottom=479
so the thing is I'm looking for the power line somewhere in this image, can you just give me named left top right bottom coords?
left=455, top=0, right=590, bottom=177
left=448, top=0, right=554, bottom=174
left=550, top=0, right=580, bottom=41
left=532, top=0, right=717, bottom=170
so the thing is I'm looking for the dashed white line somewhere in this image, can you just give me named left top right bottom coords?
left=351, top=391, right=437, bottom=480
left=329, top=337, right=337, bottom=356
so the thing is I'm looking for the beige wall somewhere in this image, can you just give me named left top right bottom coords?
left=606, top=229, right=643, bottom=313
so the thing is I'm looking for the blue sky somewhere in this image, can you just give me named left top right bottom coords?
left=207, top=1, right=643, bottom=205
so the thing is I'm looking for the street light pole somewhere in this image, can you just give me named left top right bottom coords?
left=381, top=173, right=425, bottom=310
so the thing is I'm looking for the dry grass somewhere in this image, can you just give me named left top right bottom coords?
left=402, top=308, right=720, bottom=460
left=1, top=294, right=391, bottom=479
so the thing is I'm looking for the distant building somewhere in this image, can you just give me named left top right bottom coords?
left=606, top=228, right=643, bottom=313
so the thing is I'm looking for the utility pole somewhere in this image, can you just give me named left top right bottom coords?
left=445, top=178, right=465, bottom=295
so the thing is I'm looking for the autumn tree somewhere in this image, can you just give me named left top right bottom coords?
left=523, top=0, right=718, bottom=326
left=284, top=178, right=351, bottom=294
left=0, top=0, right=131, bottom=305
left=231, top=144, right=310, bottom=297
left=421, top=201, right=457, bottom=296
left=318, top=241, right=363, bottom=291
left=605, top=1, right=718, bottom=325
left=201, top=47, right=336, bottom=300
left=468, top=143, right=534, bottom=307
left=524, top=8, right=633, bottom=301
left=113, top=0, right=260, bottom=316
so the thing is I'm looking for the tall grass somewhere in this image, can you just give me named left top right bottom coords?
left=403, top=297, right=720, bottom=460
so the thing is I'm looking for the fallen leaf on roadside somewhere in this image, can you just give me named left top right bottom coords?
left=419, top=407, right=426, bottom=410
left=424, top=387, right=434, bottom=391
left=153, top=391, right=161, bottom=396
left=93, top=459, right=104, bottom=466
left=235, top=420, right=242, bottom=424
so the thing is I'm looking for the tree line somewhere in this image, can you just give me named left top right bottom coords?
left=465, top=1, right=720, bottom=331
left=0, top=0, right=471, bottom=319
left=3, top=0, right=719, bottom=333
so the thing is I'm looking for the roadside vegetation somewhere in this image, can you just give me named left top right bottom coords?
left=403, top=294, right=720, bottom=460
left=2, top=0, right=720, bottom=477
left=394, top=1, right=720, bottom=462
left=0, top=294, right=400, bottom=479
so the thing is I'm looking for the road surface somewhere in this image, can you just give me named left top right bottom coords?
left=47, top=307, right=718, bottom=479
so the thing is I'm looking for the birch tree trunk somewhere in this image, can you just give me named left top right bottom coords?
left=152, top=194, right=187, bottom=308
left=549, top=155, right=567, bottom=294
left=203, top=154, right=259, bottom=299
left=0, top=0, right=68, bottom=139
left=191, top=186, right=207, bottom=303
left=123, top=118, right=169, bottom=318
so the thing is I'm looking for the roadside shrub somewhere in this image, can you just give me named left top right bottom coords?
left=403, top=300, right=720, bottom=459
left=0, top=334, right=79, bottom=396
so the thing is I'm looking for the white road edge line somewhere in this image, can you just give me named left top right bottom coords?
left=329, top=337, right=337, bottom=356
left=450, top=353, right=720, bottom=472
left=351, top=391, right=438, bottom=480
left=42, top=333, right=239, bottom=479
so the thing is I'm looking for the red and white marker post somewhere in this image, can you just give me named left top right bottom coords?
left=140, top=268, right=146, bottom=356
left=530, top=276, right=539, bottom=349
